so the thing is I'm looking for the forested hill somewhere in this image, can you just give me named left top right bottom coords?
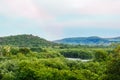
left=0, top=34, right=56, bottom=47
left=54, top=36, right=120, bottom=45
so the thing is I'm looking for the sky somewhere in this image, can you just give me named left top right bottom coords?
left=0, top=0, right=120, bottom=40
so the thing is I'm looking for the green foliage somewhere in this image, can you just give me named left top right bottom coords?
left=113, top=45, right=120, bottom=57
left=0, top=34, right=119, bottom=80
left=60, top=49, right=93, bottom=59
left=0, top=44, right=119, bottom=80
left=0, top=34, right=57, bottom=47
left=94, top=50, right=108, bottom=62
left=104, top=46, right=120, bottom=80
left=30, top=47, right=44, bottom=52
left=10, top=47, right=19, bottom=55
left=105, top=58, right=120, bottom=80
left=19, top=48, right=31, bottom=54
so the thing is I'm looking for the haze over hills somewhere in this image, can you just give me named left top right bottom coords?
left=0, top=34, right=56, bottom=47
left=0, top=34, right=120, bottom=46
left=54, top=36, right=120, bottom=45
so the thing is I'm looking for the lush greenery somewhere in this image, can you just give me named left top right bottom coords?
left=0, top=35, right=120, bottom=80
left=0, top=34, right=57, bottom=47
left=0, top=45, right=119, bottom=80
left=59, top=49, right=93, bottom=59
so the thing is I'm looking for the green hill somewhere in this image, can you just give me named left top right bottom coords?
left=0, top=34, right=56, bottom=47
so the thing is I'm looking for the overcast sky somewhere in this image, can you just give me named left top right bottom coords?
left=0, top=0, right=120, bottom=40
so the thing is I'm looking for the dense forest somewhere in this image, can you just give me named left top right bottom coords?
left=0, top=34, right=57, bottom=47
left=0, top=35, right=120, bottom=80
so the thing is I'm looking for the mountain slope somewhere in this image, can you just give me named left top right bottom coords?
left=106, top=37, right=120, bottom=42
left=0, top=34, right=56, bottom=47
left=54, top=36, right=120, bottom=45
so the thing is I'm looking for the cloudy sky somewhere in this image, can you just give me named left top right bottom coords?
left=0, top=0, right=120, bottom=40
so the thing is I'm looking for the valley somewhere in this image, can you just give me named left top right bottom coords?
left=0, top=34, right=119, bottom=80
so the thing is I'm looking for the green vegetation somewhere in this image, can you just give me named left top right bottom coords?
left=0, top=45, right=119, bottom=80
left=60, top=49, right=93, bottom=59
left=0, top=34, right=57, bottom=47
left=0, top=35, right=120, bottom=80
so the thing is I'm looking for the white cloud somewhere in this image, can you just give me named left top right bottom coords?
left=0, top=0, right=120, bottom=40
left=0, top=0, right=120, bottom=20
left=0, top=0, right=53, bottom=20
left=35, top=0, right=120, bottom=15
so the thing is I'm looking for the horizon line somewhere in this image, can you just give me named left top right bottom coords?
left=0, top=34, right=120, bottom=41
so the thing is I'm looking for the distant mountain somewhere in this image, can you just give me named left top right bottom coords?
left=54, top=36, right=120, bottom=45
left=0, top=35, right=120, bottom=47
left=106, top=37, right=120, bottom=42
left=0, top=34, right=56, bottom=47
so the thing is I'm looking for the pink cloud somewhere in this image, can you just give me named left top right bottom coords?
left=34, top=0, right=120, bottom=16
left=0, top=0, right=120, bottom=34
left=0, top=0, right=53, bottom=20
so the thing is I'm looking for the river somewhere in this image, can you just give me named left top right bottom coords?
left=66, top=58, right=90, bottom=62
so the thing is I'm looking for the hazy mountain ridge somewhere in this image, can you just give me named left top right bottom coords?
left=54, top=36, right=120, bottom=45
left=0, top=35, right=120, bottom=46
left=106, top=37, right=120, bottom=42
